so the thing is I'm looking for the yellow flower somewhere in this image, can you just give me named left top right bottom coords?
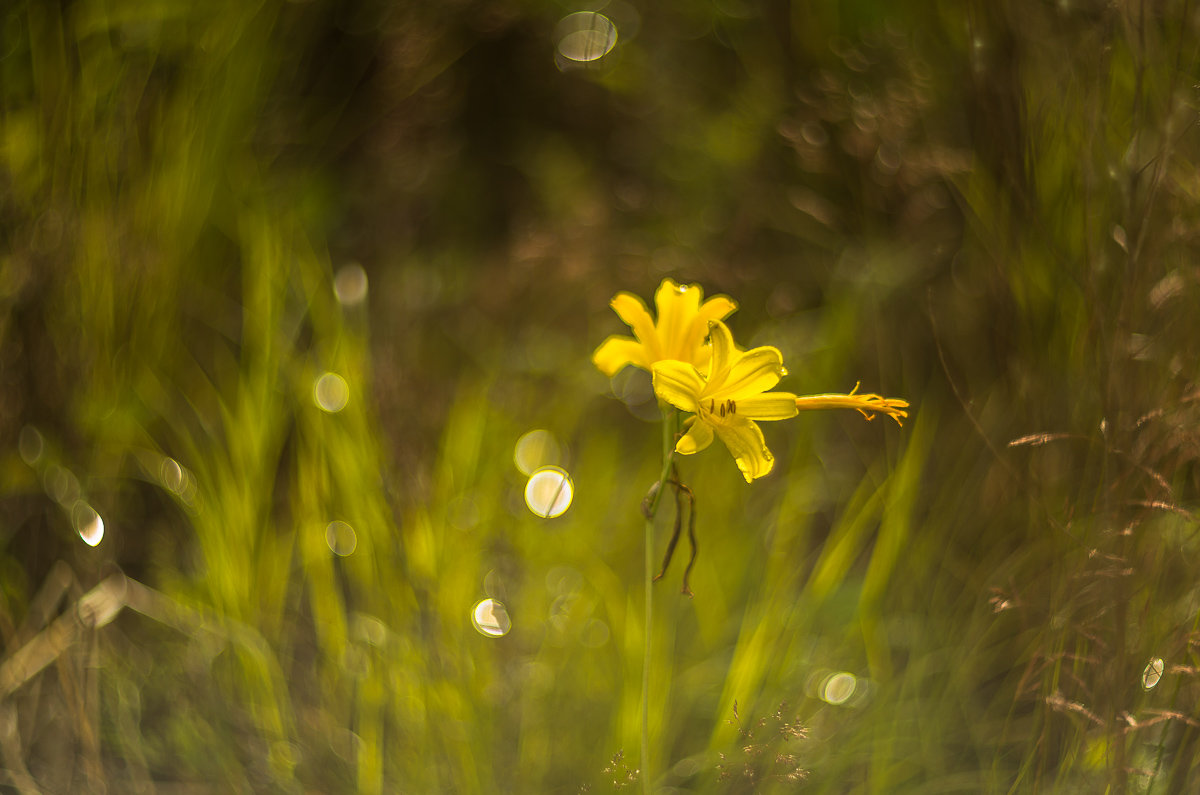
left=592, top=279, right=737, bottom=377
left=795, top=383, right=909, bottom=426
left=651, top=320, right=798, bottom=482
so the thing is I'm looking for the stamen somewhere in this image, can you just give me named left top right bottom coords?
left=712, top=399, right=736, bottom=419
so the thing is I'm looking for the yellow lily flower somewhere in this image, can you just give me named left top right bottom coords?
left=592, top=278, right=737, bottom=377
left=651, top=320, right=798, bottom=482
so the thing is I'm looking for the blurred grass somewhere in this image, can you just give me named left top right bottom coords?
left=3, top=0, right=1200, bottom=792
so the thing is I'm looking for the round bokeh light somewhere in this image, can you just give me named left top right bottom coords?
left=524, top=466, right=573, bottom=518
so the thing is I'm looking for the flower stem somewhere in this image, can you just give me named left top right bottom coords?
left=641, top=406, right=676, bottom=795
left=641, top=506, right=653, bottom=794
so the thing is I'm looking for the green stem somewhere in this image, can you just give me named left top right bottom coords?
left=641, top=504, right=653, bottom=795
left=641, top=406, right=676, bottom=795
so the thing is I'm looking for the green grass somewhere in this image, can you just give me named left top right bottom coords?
left=3, top=0, right=1200, bottom=792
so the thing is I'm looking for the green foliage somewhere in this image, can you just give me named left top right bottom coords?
left=3, top=0, right=1200, bottom=792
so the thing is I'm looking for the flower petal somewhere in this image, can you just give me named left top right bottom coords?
left=651, top=361, right=706, bottom=413
left=654, top=280, right=702, bottom=361
left=592, top=336, right=647, bottom=376
left=712, top=345, right=788, bottom=400
left=611, top=292, right=660, bottom=359
left=714, top=418, right=775, bottom=482
left=686, top=294, right=737, bottom=356
left=736, top=392, right=800, bottom=420
left=675, top=418, right=714, bottom=455
left=706, top=319, right=736, bottom=384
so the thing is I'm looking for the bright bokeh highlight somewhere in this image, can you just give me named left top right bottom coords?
left=73, top=501, right=104, bottom=547
left=314, top=372, right=350, bottom=413
left=160, top=457, right=185, bottom=493
left=1143, top=657, right=1164, bottom=690
left=819, top=672, right=858, bottom=705
left=18, top=425, right=43, bottom=465
left=334, top=263, right=368, bottom=306
left=513, top=429, right=562, bottom=476
left=326, top=520, right=358, bottom=556
left=44, top=465, right=80, bottom=506
left=524, top=466, right=573, bottom=518
left=556, top=12, right=617, bottom=64
left=155, top=455, right=198, bottom=508
left=472, top=598, right=512, bottom=637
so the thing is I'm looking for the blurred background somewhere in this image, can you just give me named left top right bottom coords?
left=3, top=0, right=1200, bottom=792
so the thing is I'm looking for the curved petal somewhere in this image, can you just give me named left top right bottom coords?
left=654, top=280, right=702, bottom=361
left=706, top=319, right=736, bottom=385
left=686, top=295, right=737, bottom=358
left=611, top=293, right=660, bottom=359
left=651, top=361, right=706, bottom=413
left=736, top=392, right=799, bottom=420
left=592, top=336, right=647, bottom=376
left=675, top=418, right=714, bottom=455
left=714, top=418, right=775, bottom=482
left=711, top=346, right=788, bottom=400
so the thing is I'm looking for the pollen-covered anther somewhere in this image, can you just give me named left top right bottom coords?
left=712, top=399, right=737, bottom=418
